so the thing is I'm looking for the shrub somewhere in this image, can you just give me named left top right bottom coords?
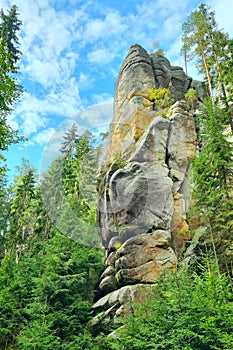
left=148, top=87, right=174, bottom=108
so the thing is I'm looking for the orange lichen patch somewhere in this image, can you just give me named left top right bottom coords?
left=186, top=142, right=197, bottom=160
left=131, top=285, right=152, bottom=303
left=171, top=193, right=191, bottom=256
left=149, top=260, right=161, bottom=276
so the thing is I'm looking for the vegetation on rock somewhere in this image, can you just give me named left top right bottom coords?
left=148, top=87, right=174, bottom=108
left=185, top=88, right=198, bottom=109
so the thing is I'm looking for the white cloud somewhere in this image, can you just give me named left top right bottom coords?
left=33, top=127, right=56, bottom=145
left=162, top=13, right=183, bottom=40
left=91, top=93, right=113, bottom=107
left=14, top=79, right=82, bottom=137
left=6, top=113, right=19, bottom=131
left=78, top=72, right=95, bottom=90
left=20, top=110, right=47, bottom=137
left=79, top=102, right=113, bottom=128
left=4, top=0, right=231, bottom=170
left=208, top=0, right=233, bottom=35
left=87, top=48, right=117, bottom=65
left=156, top=0, right=189, bottom=14
left=82, top=10, right=128, bottom=43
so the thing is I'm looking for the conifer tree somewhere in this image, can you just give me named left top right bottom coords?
left=192, top=100, right=233, bottom=273
left=181, top=3, right=233, bottom=129
left=182, top=4, right=233, bottom=272
left=0, top=5, right=23, bottom=179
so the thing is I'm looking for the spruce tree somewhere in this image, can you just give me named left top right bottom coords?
left=0, top=5, right=23, bottom=179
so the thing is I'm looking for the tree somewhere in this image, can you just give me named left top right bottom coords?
left=0, top=5, right=23, bottom=179
left=191, top=99, right=233, bottom=274
left=181, top=3, right=233, bottom=131
left=181, top=4, right=215, bottom=97
left=181, top=4, right=233, bottom=275
left=0, top=5, right=22, bottom=65
left=13, top=229, right=103, bottom=349
left=185, top=88, right=198, bottom=110
left=3, top=159, right=50, bottom=264
left=60, top=123, right=79, bottom=157
left=0, top=154, right=103, bottom=349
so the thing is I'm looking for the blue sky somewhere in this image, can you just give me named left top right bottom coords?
left=2, top=0, right=233, bottom=181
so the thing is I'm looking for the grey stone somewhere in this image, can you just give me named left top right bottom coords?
left=94, top=44, right=200, bottom=335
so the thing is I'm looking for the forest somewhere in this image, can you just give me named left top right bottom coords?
left=0, top=3, right=233, bottom=350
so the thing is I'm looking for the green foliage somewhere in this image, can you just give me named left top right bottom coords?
left=0, top=5, right=24, bottom=178
left=0, top=230, right=103, bottom=349
left=41, top=129, right=100, bottom=246
left=0, top=129, right=104, bottom=349
left=0, top=5, right=22, bottom=66
left=15, top=230, right=103, bottom=348
left=155, top=48, right=164, bottom=55
left=3, top=159, right=49, bottom=261
left=181, top=3, right=233, bottom=131
left=191, top=99, right=233, bottom=273
left=148, top=87, right=173, bottom=108
left=185, top=88, right=198, bottom=108
left=101, top=263, right=233, bottom=350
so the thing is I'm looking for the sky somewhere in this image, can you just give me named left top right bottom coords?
left=2, top=0, right=233, bottom=181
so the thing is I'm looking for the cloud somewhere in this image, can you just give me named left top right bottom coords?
left=33, top=127, right=56, bottom=145
left=91, top=93, right=113, bottom=107
left=156, top=0, right=189, bottom=14
left=82, top=10, right=128, bottom=43
left=87, top=48, right=117, bottom=65
left=208, top=0, right=233, bottom=36
left=162, top=13, right=183, bottom=40
left=21, top=112, right=47, bottom=137
left=78, top=72, right=95, bottom=90
left=3, top=0, right=232, bottom=167
left=14, top=79, right=83, bottom=137
left=7, top=114, right=19, bottom=131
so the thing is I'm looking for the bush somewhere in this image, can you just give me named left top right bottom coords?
left=148, top=87, right=174, bottom=108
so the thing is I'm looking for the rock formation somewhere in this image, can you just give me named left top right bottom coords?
left=91, top=44, right=202, bottom=335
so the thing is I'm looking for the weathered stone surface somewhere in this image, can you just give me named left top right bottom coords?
left=150, top=53, right=171, bottom=88
left=170, top=66, right=192, bottom=100
left=90, top=284, right=150, bottom=335
left=98, top=161, right=174, bottom=249
left=115, top=231, right=176, bottom=285
left=131, top=116, right=169, bottom=164
left=171, top=193, right=191, bottom=256
left=168, top=101, right=196, bottom=195
left=94, top=44, right=199, bottom=335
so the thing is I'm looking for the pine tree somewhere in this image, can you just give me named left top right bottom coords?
left=181, top=4, right=215, bottom=97
left=181, top=4, right=233, bottom=273
left=181, top=3, right=233, bottom=131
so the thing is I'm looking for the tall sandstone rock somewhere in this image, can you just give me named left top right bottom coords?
left=91, top=44, right=201, bottom=335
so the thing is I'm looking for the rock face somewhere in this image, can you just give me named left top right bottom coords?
left=93, top=44, right=200, bottom=334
